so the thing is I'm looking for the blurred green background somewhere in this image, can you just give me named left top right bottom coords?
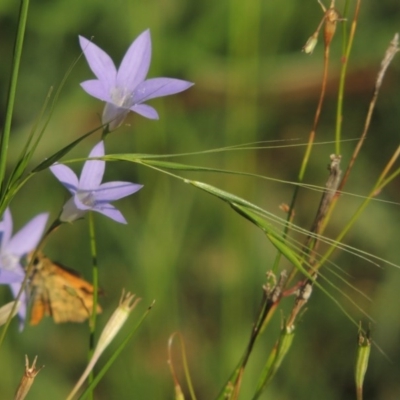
left=1, top=0, right=399, bottom=399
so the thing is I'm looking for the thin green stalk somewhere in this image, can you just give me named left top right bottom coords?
left=5, top=87, right=53, bottom=200
left=377, top=167, right=400, bottom=190
left=334, top=0, right=353, bottom=155
left=168, top=332, right=198, bottom=400
left=340, top=0, right=351, bottom=55
left=0, top=0, right=30, bottom=195
left=3, top=25, right=87, bottom=198
left=335, top=0, right=361, bottom=155
left=272, top=0, right=342, bottom=274
left=87, top=211, right=99, bottom=398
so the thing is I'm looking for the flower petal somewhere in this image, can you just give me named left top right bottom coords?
left=0, top=208, right=13, bottom=251
left=79, top=36, right=117, bottom=91
left=80, top=80, right=112, bottom=103
left=92, top=203, right=127, bottom=224
left=80, top=141, right=105, bottom=190
left=130, top=103, right=159, bottom=119
left=117, top=29, right=152, bottom=91
left=50, top=164, right=79, bottom=194
left=94, top=182, right=143, bottom=202
left=10, top=281, right=27, bottom=329
left=72, top=196, right=127, bottom=223
left=0, top=269, right=24, bottom=284
left=102, top=103, right=130, bottom=130
left=133, top=78, right=194, bottom=103
left=7, top=213, right=49, bottom=257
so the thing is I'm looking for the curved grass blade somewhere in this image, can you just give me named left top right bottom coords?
left=186, top=180, right=361, bottom=326
left=0, top=0, right=30, bottom=192
left=168, top=332, right=198, bottom=400
left=32, top=126, right=102, bottom=173
left=4, top=87, right=54, bottom=201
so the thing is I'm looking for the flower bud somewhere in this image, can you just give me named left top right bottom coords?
left=302, top=32, right=319, bottom=54
left=95, top=291, right=141, bottom=355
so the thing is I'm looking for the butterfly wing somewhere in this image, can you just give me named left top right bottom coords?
left=30, top=254, right=102, bottom=325
left=30, top=266, right=52, bottom=325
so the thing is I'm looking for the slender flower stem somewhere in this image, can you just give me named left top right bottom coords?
left=0, top=0, right=30, bottom=196
left=335, top=0, right=359, bottom=155
left=88, top=211, right=99, bottom=396
left=301, top=1, right=339, bottom=178
left=273, top=1, right=340, bottom=275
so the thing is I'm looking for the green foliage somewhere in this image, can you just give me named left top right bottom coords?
left=0, top=1, right=399, bottom=399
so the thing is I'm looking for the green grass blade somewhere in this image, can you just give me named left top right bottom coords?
left=252, top=327, right=295, bottom=399
left=355, top=328, right=371, bottom=400
left=0, top=0, right=30, bottom=195
left=31, top=127, right=102, bottom=172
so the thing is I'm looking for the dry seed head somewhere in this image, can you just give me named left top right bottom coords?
left=14, top=355, right=44, bottom=400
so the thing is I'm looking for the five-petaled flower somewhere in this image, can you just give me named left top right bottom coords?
left=79, top=29, right=194, bottom=131
left=50, top=141, right=142, bottom=224
left=0, top=208, right=49, bottom=326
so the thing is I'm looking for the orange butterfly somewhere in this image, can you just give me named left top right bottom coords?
left=28, top=252, right=102, bottom=325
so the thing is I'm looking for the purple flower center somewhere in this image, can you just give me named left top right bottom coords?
left=78, top=190, right=97, bottom=207
left=0, top=252, right=18, bottom=271
left=111, top=87, right=134, bottom=108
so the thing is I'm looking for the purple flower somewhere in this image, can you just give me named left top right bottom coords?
left=79, top=29, right=194, bottom=130
left=0, top=208, right=49, bottom=325
left=50, top=141, right=142, bottom=224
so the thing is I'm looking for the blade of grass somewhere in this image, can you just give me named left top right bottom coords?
left=0, top=0, right=30, bottom=195
left=252, top=326, right=295, bottom=399
left=168, top=332, right=198, bottom=400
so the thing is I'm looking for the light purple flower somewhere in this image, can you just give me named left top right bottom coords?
left=50, top=141, right=143, bottom=224
left=79, top=29, right=194, bottom=130
left=0, top=208, right=49, bottom=325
